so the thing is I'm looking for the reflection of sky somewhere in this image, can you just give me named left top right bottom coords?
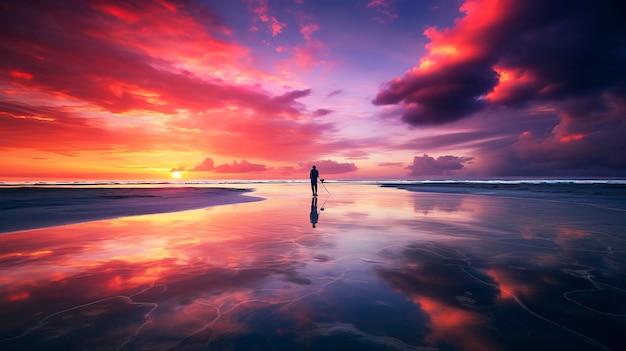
left=1, top=184, right=625, bottom=350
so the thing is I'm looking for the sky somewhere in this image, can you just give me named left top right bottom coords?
left=1, top=0, right=625, bottom=181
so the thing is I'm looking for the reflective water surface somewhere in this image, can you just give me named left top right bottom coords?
left=1, top=184, right=625, bottom=350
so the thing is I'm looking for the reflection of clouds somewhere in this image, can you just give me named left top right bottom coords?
left=412, top=194, right=464, bottom=215
left=377, top=233, right=626, bottom=350
left=486, top=268, right=535, bottom=301
left=376, top=242, right=500, bottom=350
left=0, top=201, right=328, bottom=348
left=3, top=184, right=626, bottom=349
left=409, top=296, right=493, bottom=351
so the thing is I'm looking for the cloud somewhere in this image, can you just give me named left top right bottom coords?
left=0, top=0, right=311, bottom=121
left=366, top=0, right=398, bottom=23
left=300, top=23, right=319, bottom=41
left=326, top=89, right=343, bottom=98
left=273, top=89, right=311, bottom=104
left=289, top=40, right=336, bottom=72
left=407, top=154, right=474, bottom=176
left=373, top=0, right=626, bottom=125
left=214, top=160, right=268, bottom=173
left=515, top=109, right=626, bottom=171
left=298, top=160, right=358, bottom=175
left=244, top=0, right=286, bottom=36
left=190, top=158, right=215, bottom=172
left=376, top=242, right=500, bottom=350
left=0, top=100, right=171, bottom=154
left=373, top=0, right=626, bottom=175
left=378, top=162, right=404, bottom=167
left=188, top=158, right=268, bottom=173
left=170, top=110, right=340, bottom=162
left=0, top=0, right=341, bottom=167
left=311, top=108, right=333, bottom=117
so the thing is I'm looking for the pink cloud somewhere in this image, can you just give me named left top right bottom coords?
left=214, top=160, right=269, bottom=173
left=0, top=101, right=174, bottom=154
left=0, top=0, right=344, bottom=171
left=190, top=158, right=215, bottom=172
left=175, top=116, right=337, bottom=162
left=289, top=40, right=335, bottom=72
left=187, top=157, right=269, bottom=174
left=270, top=17, right=287, bottom=36
left=300, top=23, right=319, bottom=41
left=0, top=0, right=299, bottom=119
left=366, top=0, right=398, bottom=23
left=244, top=0, right=286, bottom=36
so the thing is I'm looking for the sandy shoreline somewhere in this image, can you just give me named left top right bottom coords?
left=0, top=187, right=263, bottom=234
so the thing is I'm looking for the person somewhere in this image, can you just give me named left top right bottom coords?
left=310, top=197, right=319, bottom=228
left=309, top=165, right=319, bottom=196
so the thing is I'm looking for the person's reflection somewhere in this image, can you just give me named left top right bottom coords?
left=310, top=197, right=319, bottom=228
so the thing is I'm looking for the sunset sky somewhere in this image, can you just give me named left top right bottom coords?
left=1, top=0, right=625, bottom=181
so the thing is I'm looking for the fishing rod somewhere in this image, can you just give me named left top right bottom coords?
left=320, top=178, right=330, bottom=194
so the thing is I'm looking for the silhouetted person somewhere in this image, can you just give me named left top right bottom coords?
left=310, top=165, right=319, bottom=196
left=310, top=197, right=319, bottom=228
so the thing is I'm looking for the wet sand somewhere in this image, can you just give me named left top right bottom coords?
left=1, top=183, right=625, bottom=350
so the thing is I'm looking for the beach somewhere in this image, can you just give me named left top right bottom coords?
left=1, top=182, right=625, bottom=350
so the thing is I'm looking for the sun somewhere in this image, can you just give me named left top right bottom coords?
left=171, top=171, right=182, bottom=179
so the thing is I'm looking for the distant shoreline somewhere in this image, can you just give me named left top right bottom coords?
left=381, top=181, right=626, bottom=198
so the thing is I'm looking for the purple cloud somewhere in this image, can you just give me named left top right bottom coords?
left=407, top=154, right=474, bottom=176
left=326, top=89, right=343, bottom=98
left=311, top=108, right=334, bottom=117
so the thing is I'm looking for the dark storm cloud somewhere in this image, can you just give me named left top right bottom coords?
left=373, top=61, right=497, bottom=125
left=374, top=1, right=626, bottom=126
left=375, top=0, right=626, bottom=175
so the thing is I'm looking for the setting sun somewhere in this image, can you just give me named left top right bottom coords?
left=171, top=171, right=182, bottom=179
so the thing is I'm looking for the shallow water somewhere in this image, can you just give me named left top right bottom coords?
left=1, top=184, right=625, bottom=350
